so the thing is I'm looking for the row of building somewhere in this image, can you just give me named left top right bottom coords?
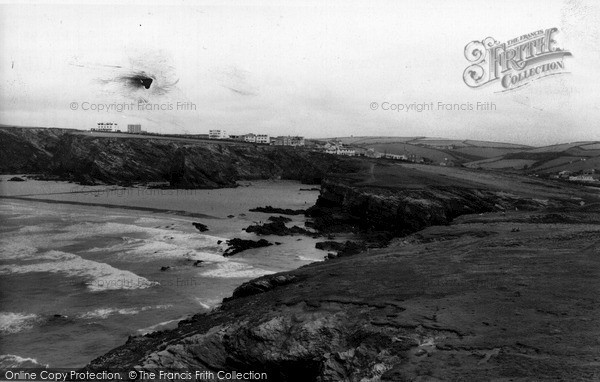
left=209, top=130, right=305, bottom=146
left=321, top=142, right=425, bottom=162
left=89, top=125, right=303, bottom=146
left=91, top=123, right=143, bottom=134
left=550, top=169, right=598, bottom=182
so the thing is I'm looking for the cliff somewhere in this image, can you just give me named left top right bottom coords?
left=0, top=127, right=361, bottom=188
left=87, top=163, right=600, bottom=380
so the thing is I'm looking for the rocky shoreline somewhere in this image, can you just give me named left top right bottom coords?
left=85, top=163, right=600, bottom=380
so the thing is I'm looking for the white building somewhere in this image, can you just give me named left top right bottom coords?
left=256, top=134, right=270, bottom=144
left=569, top=175, right=597, bottom=182
left=209, top=129, right=228, bottom=139
left=92, top=122, right=118, bottom=132
left=385, top=153, right=408, bottom=160
left=336, top=148, right=356, bottom=156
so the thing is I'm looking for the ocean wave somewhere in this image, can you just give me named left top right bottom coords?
left=198, top=261, right=275, bottom=279
left=3, top=218, right=227, bottom=265
left=0, top=250, right=157, bottom=292
left=0, top=312, right=39, bottom=334
left=0, top=237, right=39, bottom=260
left=297, top=255, right=323, bottom=262
left=83, top=231, right=227, bottom=262
left=78, top=304, right=173, bottom=319
left=0, top=354, right=48, bottom=368
left=194, top=297, right=221, bottom=311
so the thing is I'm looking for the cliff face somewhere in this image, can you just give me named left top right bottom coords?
left=306, top=174, right=557, bottom=238
left=0, top=127, right=360, bottom=187
left=86, top=164, right=600, bottom=380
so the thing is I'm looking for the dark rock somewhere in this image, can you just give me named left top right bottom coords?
left=193, top=260, right=204, bottom=267
left=192, top=222, right=209, bottom=232
left=227, top=215, right=235, bottom=218
left=8, top=176, right=25, bottom=182
left=226, top=274, right=298, bottom=300
left=315, top=241, right=345, bottom=252
left=160, top=266, right=171, bottom=271
left=249, top=206, right=306, bottom=215
left=268, top=215, right=292, bottom=223
left=223, top=238, right=273, bottom=257
left=245, top=220, right=314, bottom=236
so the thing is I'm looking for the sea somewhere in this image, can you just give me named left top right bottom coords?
left=0, top=177, right=326, bottom=368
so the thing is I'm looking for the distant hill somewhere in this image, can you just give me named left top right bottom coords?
left=319, top=136, right=531, bottom=164
left=465, top=141, right=600, bottom=174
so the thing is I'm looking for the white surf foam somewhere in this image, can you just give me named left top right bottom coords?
left=0, top=250, right=157, bottom=292
left=82, top=229, right=227, bottom=262
left=0, top=312, right=39, bottom=334
left=297, top=255, right=323, bottom=262
left=198, top=261, right=275, bottom=279
left=194, top=297, right=221, bottom=311
left=0, top=354, right=48, bottom=368
left=78, top=304, right=173, bottom=319
left=0, top=237, right=39, bottom=260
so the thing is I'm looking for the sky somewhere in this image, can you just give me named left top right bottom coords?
left=0, top=0, right=599, bottom=145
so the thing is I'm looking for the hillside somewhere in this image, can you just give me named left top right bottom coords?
left=465, top=141, right=600, bottom=174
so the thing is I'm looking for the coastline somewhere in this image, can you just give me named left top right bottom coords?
left=85, top=162, right=600, bottom=381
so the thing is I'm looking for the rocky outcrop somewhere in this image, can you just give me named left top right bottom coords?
left=223, top=238, right=273, bottom=257
left=245, top=220, right=314, bottom=236
left=192, top=222, right=209, bottom=232
left=268, top=216, right=292, bottom=223
left=305, top=177, right=553, bottom=238
left=249, top=206, right=307, bottom=215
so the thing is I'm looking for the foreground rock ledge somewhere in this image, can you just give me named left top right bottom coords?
left=87, top=206, right=600, bottom=381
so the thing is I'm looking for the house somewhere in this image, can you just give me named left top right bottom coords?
left=558, top=170, right=572, bottom=179
left=209, top=129, right=228, bottom=139
left=365, top=149, right=383, bottom=159
left=243, top=133, right=257, bottom=143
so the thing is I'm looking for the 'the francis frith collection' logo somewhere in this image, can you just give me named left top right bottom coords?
left=463, top=28, right=572, bottom=91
